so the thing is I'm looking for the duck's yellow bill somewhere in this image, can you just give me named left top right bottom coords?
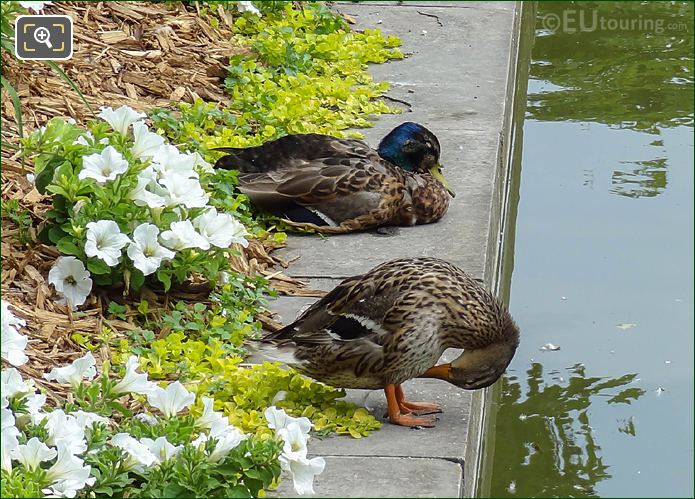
left=430, top=165, right=456, bottom=198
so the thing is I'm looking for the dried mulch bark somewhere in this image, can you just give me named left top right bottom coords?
left=1, top=1, right=323, bottom=400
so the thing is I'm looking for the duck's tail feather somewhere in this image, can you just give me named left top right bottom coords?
left=244, top=338, right=301, bottom=366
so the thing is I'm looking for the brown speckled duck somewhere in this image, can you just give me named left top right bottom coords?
left=258, top=257, right=520, bottom=427
left=214, top=123, right=455, bottom=233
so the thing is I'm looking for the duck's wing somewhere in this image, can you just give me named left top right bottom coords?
left=236, top=159, right=404, bottom=226
left=265, top=273, right=396, bottom=348
left=214, top=134, right=380, bottom=173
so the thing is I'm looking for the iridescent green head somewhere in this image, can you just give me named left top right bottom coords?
left=377, top=122, right=455, bottom=197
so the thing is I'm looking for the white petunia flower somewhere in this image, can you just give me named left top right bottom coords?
left=19, top=1, right=52, bottom=13
left=282, top=455, right=326, bottom=496
left=190, top=151, right=214, bottom=173
left=196, top=397, right=228, bottom=431
left=129, top=167, right=169, bottom=208
left=264, top=406, right=312, bottom=435
left=2, top=300, right=26, bottom=330
left=160, top=220, right=210, bottom=251
left=22, top=392, right=48, bottom=425
left=208, top=426, right=246, bottom=463
left=74, top=131, right=109, bottom=147
left=47, top=257, right=93, bottom=309
left=152, top=145, right=198, bottom=179
left=209, top=417, right=234, bottom=440
left=194, top=207, right=249, bottom=248
left=127, top=223, right=176, bottom=276
left=272, top=390, right=287, bottom=404
left=1, top=427, right=20, bottom=473
left=237, top=1, right=261, bottom=16
left=191, top=432, right=209, bottom=450
left=44, top=410, right=87, bottom=456
left=1, top=300, right=28, bottom=367
left=11, top=437, right=57, bottom=471
left=84, top=220, right=130, bottom=267
left=43, top=352, right=97, bottom=387
left=70, top=411, right=109, bottom=431
left=45, top=442, right=93, bottom=489
left=112, top=355, right=156, bottom=395
left=1, top=408, right=15, bottom=431
left=271, top=413, right=324, bottom=496
left=98, top=105, right=146, bottom=136
left=131, top=121, right=165, bottom=160
left=1, top=368, right=33, bottom=401
left=73, top=131, right=94, bottom=147
left=140, top=436, right=182, bottom=465
left=159, top=172, right=209, bottom=208
left=146, top=381, right=195, bottom=419
left=78, top=146, right=129, bottom=184
left=277, top=422, right=309, bottom=461
left=111, top=433, right=157, bottom=472
left=133, top=413, right=158, bottom=425
left=43, top=477, right=96, bottom=499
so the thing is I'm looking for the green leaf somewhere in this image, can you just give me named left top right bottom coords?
left=163, top=483, right=188, bottom=497
left=46, top=184, right=71, bottom=198
left=35, top=157, right=65, bottom=194
left=48, top=226, right=68, bottom=244
left=93, top=274, right=112, bottom=286
left=137, top=300, right=150, bottom=315
left=1, top=75, right=23, bottom=141
left=108, top=302, right=126, bottom=317
left=129, top=269, right=145, bottom=291
left=157, top=269, right=172, bottom=292
left=87, top=258, right=111, bottom=275
left=56, top=237, right=82, bottom=257
left=225, top=485, right=252, bottom=498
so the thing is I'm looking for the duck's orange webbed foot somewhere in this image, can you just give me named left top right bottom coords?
left=384, top=384, right=438, bottom=427
left=395, top=385, right=442, bottom=415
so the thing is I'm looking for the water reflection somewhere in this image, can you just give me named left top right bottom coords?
left=527, top=2, right=694, bottom=133
left=610, top=157, right=668, bottom=198
left=483, top=1, right=693, bottom=496
left=491, top=364, right=645, bottom=497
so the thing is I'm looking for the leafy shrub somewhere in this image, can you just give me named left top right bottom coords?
left=152, top=3, right=403, bottom=154
left=21, top=109, right=249, bottom=304
left=1, top=309, right=329, bottom=498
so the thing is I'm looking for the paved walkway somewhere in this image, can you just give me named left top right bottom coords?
left=271, top=2, right=522, bottom=496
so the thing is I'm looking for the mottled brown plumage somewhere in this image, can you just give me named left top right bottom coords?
left=214, top=123, right=455, bottom=233
left=259, top=257, right=520, bottom=427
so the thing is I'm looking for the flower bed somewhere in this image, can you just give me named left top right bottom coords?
left=1, top=1, right=404, bottom=496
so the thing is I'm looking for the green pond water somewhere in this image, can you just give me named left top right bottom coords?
left=481, top=2, right=694, bottom=497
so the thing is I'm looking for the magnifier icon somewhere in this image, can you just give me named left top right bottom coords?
left=34, top=27, right=52, bottom=49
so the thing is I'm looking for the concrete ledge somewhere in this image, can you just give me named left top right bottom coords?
left=273, top=456, right=463, bottom=498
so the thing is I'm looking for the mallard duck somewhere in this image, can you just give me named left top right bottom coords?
left=258, top=257, right=520, bottom=427
left=214, top=122, right=455, bottom=233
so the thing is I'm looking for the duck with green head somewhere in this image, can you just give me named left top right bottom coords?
left=214, top=122, right=456, bottom=233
